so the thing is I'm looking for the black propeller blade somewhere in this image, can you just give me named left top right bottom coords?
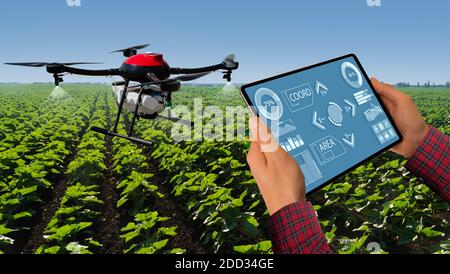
left=59, top=62, right=102, bottom=66
left=224, top=54, right=236, bottom=63
left=223, top=54, right=238, bottom=70
left=4, top=62, right=101, bottom=67
left=111, top=44, right=150, bottom=57
left=111, top=44, right=150, bottom=53
left=4, top=62, right=48, bottom=67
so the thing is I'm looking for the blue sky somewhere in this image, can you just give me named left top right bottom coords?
left=1, top=0, right=449, bottom=84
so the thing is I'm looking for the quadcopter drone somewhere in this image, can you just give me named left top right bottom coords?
left=5, top=44, right=239, bottom=146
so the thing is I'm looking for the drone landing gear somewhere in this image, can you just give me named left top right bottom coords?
left=91, top=80, right=153, bottom=147
left=113, top=80, right=130, bottom=132
left=157, top=110, right=194, bottom=127
left=90, top=126, right=152, bottom=146
left=128, top=86, right=146, bottom=136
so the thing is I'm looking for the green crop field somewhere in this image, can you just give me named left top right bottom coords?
left=0, top=84, right=448, bottom=254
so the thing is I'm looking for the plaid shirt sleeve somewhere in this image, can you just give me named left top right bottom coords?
left=405, top=126, right=450, bottom=202
left=267, top=201, right=333, bottom=254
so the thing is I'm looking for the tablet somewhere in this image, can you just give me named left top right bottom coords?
left=241, top=54, right=402, bottom=194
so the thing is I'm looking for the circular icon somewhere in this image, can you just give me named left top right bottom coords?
left=328, top=102, right=343, bottom=126
left=341, top=62, right=363, bottom=88
left=254, top=88, right=283, bottom=120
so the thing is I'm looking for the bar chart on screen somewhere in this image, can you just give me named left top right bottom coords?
left=280, top=135, right=305, bottom=152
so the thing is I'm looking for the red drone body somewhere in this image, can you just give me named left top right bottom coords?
left=124, top=53, right=167, bottom=67
left=121, top=53, right=171, bottom=82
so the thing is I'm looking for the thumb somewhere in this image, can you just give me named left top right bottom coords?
left=247, top=117, right=267, bottom=168
left=249, top=116, right=278, bottom=153
left=249, top=116, right=259, bottom=141
left=371, top=77, right=399, bottom=102
left=371, top=77, right=388, bottom=96
left=249, top=116, right=272, bottom=144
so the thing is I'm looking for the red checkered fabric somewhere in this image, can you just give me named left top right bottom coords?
left=267, top=201, right=332, bottom=254
left=405, top=126, right=450, bottom=202
left=268, top=126, right=449, bottom=254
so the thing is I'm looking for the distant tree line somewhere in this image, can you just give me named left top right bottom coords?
left=396, top=82, right=411, bottom=87
left=396, top=81, right=450, bottom=88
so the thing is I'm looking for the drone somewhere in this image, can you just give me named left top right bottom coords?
left=5, top=44, right=239, bottom=146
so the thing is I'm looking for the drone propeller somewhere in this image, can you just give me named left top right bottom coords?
left=4, top=62, right=102, bottom=67
left=110, top=44, right=150, bottom=53
left=110, top=44, right=150, bottom=57
left=223, top=54, right=236, bottom=66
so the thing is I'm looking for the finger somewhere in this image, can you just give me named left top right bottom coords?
left=256, top=118, right=273, bottom=144
left=371, top=78, right=408, bottom=113
left=371, top=77, right=401, bottom=103
left=249, top=116, right=260, bottom=142
left=249, top=116, right=273, bottom=145
left=371, top=77, right=391, bottom=98
left=246, top=140, right=267, bottom=171
left=249, top=117, right=287, bottom=165
left=254, top=117, right=280, bottom=153
left=251, top=117, right=291, bottom=166
left=248, top=116, right=268, bottom=167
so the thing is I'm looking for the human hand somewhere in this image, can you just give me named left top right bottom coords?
left=246, top=116, right=306, bottom=216
left=371, top=78, right=428, bottom=158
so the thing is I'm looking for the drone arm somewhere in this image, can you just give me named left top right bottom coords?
left=169, top=63, right=226, bottom=75
left=170, top=59, right=238, bottom=82
left=47, top=65, right=122, bottom=76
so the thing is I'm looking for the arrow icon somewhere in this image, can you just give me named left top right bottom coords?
left=343, top=133, right=355, bottom=148
left=344, top=99, right=356, bottom=117
left=313, top=111, right=326, bottom=130
left=316, top=81, right=328, bottom=96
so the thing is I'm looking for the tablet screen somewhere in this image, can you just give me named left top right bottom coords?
left=241, top=55, right=401, bottom=194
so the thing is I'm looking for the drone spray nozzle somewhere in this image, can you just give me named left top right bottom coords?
left=223, top=70, right=232, bottom=82
left=53, top=73, right=64, bottom=86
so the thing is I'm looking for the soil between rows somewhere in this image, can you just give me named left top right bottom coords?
left=146, top=157, right=208, bottom=254
left=93, top=93, right=123, bottom=254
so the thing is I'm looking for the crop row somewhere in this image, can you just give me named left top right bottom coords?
left=0, top=86, right=101, bottom=253
left=36, top=89, right=108, bottom=253
left=108, top=89, right=183, bottom=254
left=0, top=85, right=68, bottom=152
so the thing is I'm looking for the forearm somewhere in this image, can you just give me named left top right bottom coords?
left=267, top=201, right=333, bottom=254
left=405, top=126, right=450, bottom=202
